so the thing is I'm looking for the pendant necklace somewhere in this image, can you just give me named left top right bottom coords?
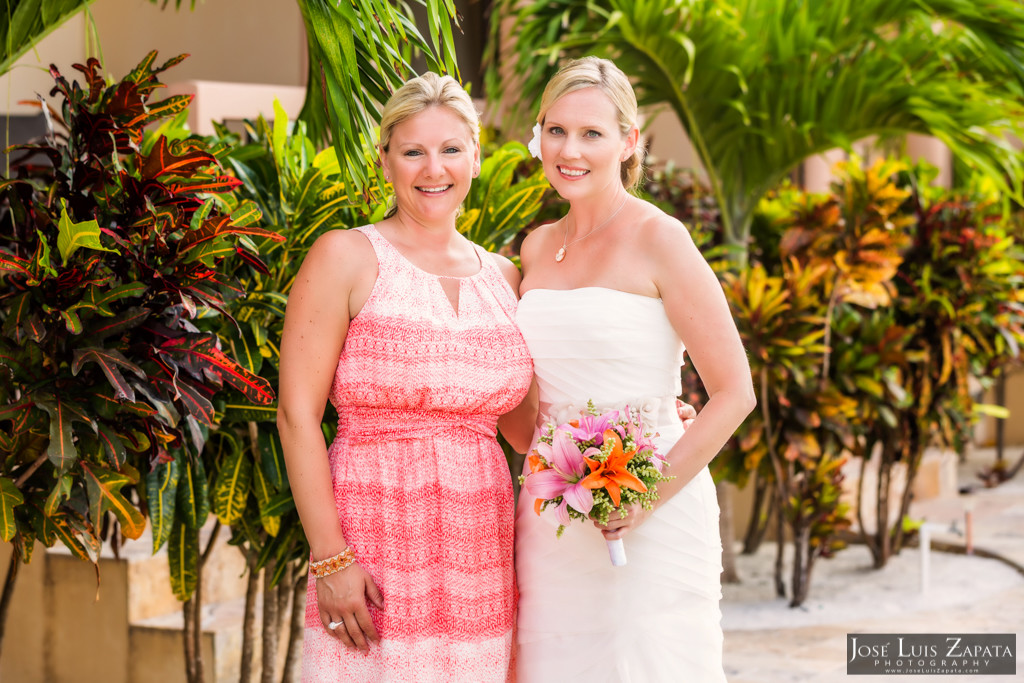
left=555, top=195, right=629, bottom=263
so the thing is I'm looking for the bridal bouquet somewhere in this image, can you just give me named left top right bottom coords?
left=521, top=401, right=672, bottom=566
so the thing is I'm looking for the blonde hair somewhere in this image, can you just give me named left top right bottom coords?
left=537, top=56, right=644, bottom=192
left=379, top=72, right=480, bottom=152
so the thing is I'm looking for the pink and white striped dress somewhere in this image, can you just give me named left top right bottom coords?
left=301, top=224, right=533, bottom=682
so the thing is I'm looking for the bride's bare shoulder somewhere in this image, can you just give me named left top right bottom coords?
left=520, top=220, right=562, bottom=264
left=632, top=203, right=698, bottom=255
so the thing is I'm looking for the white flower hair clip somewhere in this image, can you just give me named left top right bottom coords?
left=527, top=123, right=543, bottom=161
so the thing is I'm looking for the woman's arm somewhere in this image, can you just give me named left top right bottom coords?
left=599, top=216, right=756, bottom=539
left=492, top=253, right=539, bottom=453
left=277, top=229, right=383, bottom=650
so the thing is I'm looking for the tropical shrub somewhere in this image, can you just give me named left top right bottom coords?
left=720, top=258, right=856, bottom=605
left=771, top=158, right=1024, bottom=569
left=776, top=160, right=916, bottom=571
left=212, top=107, right=369, bottom=681
left=0, top=52, right=278, bottom=659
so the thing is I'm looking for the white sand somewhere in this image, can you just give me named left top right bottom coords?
left=721, top=542, right=1023, bottom=631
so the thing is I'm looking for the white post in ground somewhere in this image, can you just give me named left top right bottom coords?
left=920, top=524, right=932, bottom=594
left=964, top=498, right=975, bottom=556
left=919, top=522, right=955, bottom=593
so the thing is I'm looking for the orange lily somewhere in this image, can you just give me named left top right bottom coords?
left=579, top=429, right=648, bottom=506
left=527, top=453, right=549, bottom=514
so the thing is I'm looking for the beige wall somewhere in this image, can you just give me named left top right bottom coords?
left=0, top=0, right=306, bottom=115
left=0, top=14, right=87, bottom=115
left=89, top=0, right=306, bottom=87
left=642, top=106, right=703, bottom=175
left=976, top=368, right=1024, bottom=448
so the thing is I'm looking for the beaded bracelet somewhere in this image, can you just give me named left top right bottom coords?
left=310, top=546, right=357, bottom=579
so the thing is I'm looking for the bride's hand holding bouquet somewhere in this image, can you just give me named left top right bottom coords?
left=521, top=403, right=672, bottom=565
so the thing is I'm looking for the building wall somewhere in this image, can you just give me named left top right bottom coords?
left=88, top=0, right=306, bottom=87
left=0, top=0, right=305, bottom=117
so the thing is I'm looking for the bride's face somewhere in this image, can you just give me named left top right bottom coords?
left=539, top=87, right=633, bottom=201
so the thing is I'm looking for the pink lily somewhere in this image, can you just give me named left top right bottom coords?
left=524, top=429, right=595, bottom=524
left=564, top=410, right=619, bottom=446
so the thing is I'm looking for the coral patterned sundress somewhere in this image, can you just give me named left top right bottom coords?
left=301, top=225, right=533, bottom=682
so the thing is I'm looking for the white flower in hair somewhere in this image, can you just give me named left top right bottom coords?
left=527, top=123, right=543, bottom=161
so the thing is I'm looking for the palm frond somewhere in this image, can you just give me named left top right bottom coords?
left=0, top=0, right=93, bottom=76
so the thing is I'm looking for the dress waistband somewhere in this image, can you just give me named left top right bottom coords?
left=337, top=406, right=499, bottom=445
left=539, top=395, right=679, bottom=430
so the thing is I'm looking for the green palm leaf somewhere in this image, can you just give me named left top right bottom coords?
left=0, top=0, right=91, bottom=76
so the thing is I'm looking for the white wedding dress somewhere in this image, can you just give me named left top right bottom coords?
left=514, top=287, right=726, bottom=682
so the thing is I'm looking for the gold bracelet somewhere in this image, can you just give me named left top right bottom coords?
left=310, top=546, right=357, bottom=579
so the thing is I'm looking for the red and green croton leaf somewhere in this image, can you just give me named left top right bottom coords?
left=0, top=478, right=24, bottom=543
left=160, top=335, right=275, bottom=405
left=81, top=462, right=146, bottom=540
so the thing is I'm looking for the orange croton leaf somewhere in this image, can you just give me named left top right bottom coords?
left=579, top=430, right=647, bottom=507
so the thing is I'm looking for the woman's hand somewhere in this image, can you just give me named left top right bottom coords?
left=594, top=503, right=654, bottom=540
left=676, top=399, right=697, bottom=431
left=317, top=563, right=385, bottom=652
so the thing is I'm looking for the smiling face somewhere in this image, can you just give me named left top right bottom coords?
left=539, top=87, right=637, bottom=202
left=380, top=104, right=480, bottom=226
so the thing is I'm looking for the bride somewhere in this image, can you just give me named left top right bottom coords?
left=514, top=56, right=756, bottom=682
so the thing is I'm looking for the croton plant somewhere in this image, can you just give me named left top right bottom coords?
left=0, top=52, right=278, bottom=569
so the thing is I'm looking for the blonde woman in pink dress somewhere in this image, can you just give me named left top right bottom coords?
left=514, top=57, right=756, bottom=681
left=277, top=73, right=535, bottom=682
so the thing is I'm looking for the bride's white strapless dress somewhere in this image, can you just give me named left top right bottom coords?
left=514, top=287, right=726, bottom=682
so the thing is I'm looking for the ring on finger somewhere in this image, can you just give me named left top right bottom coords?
left=328, top=620, right=344, bottom=630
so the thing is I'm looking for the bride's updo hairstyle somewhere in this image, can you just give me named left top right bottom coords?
left=378, top=72, right=480, bottom=216
left=537, top=56, right=644, bottom=192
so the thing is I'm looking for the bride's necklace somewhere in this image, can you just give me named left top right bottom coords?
left=555, top=195, right=629, bottom=263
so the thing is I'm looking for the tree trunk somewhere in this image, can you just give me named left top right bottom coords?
left=773, top=489, right=786, bottom=599
left=281, top=570, right=307, bottom=683
left=183, top=596, right=200, bottom=683
left=717, top=481, right=740, bottom=583
left=239, top=563, right=260, bottom=683
left=995, top=372, right=1006, bottom=465
left=789, top=524, right=815, bottom=608
left=742, top=473, right=770, bottom=554
left=856, top=444, right=880, bottom=566
left=0, top=548, right=21, bottom=661
left=789, top=523, right=805, bottom=607
left=277, top=562, right=293, bottom=633
left=261, top=562, right=279, bottom=683
left=183, top=522, right=221, bottom=683
left=874, top=448, right=892, bottom=569
left=893, top=451, right=923, bottom=555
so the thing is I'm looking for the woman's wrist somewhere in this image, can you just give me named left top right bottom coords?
left=311, top=546, right=358, bottom=579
